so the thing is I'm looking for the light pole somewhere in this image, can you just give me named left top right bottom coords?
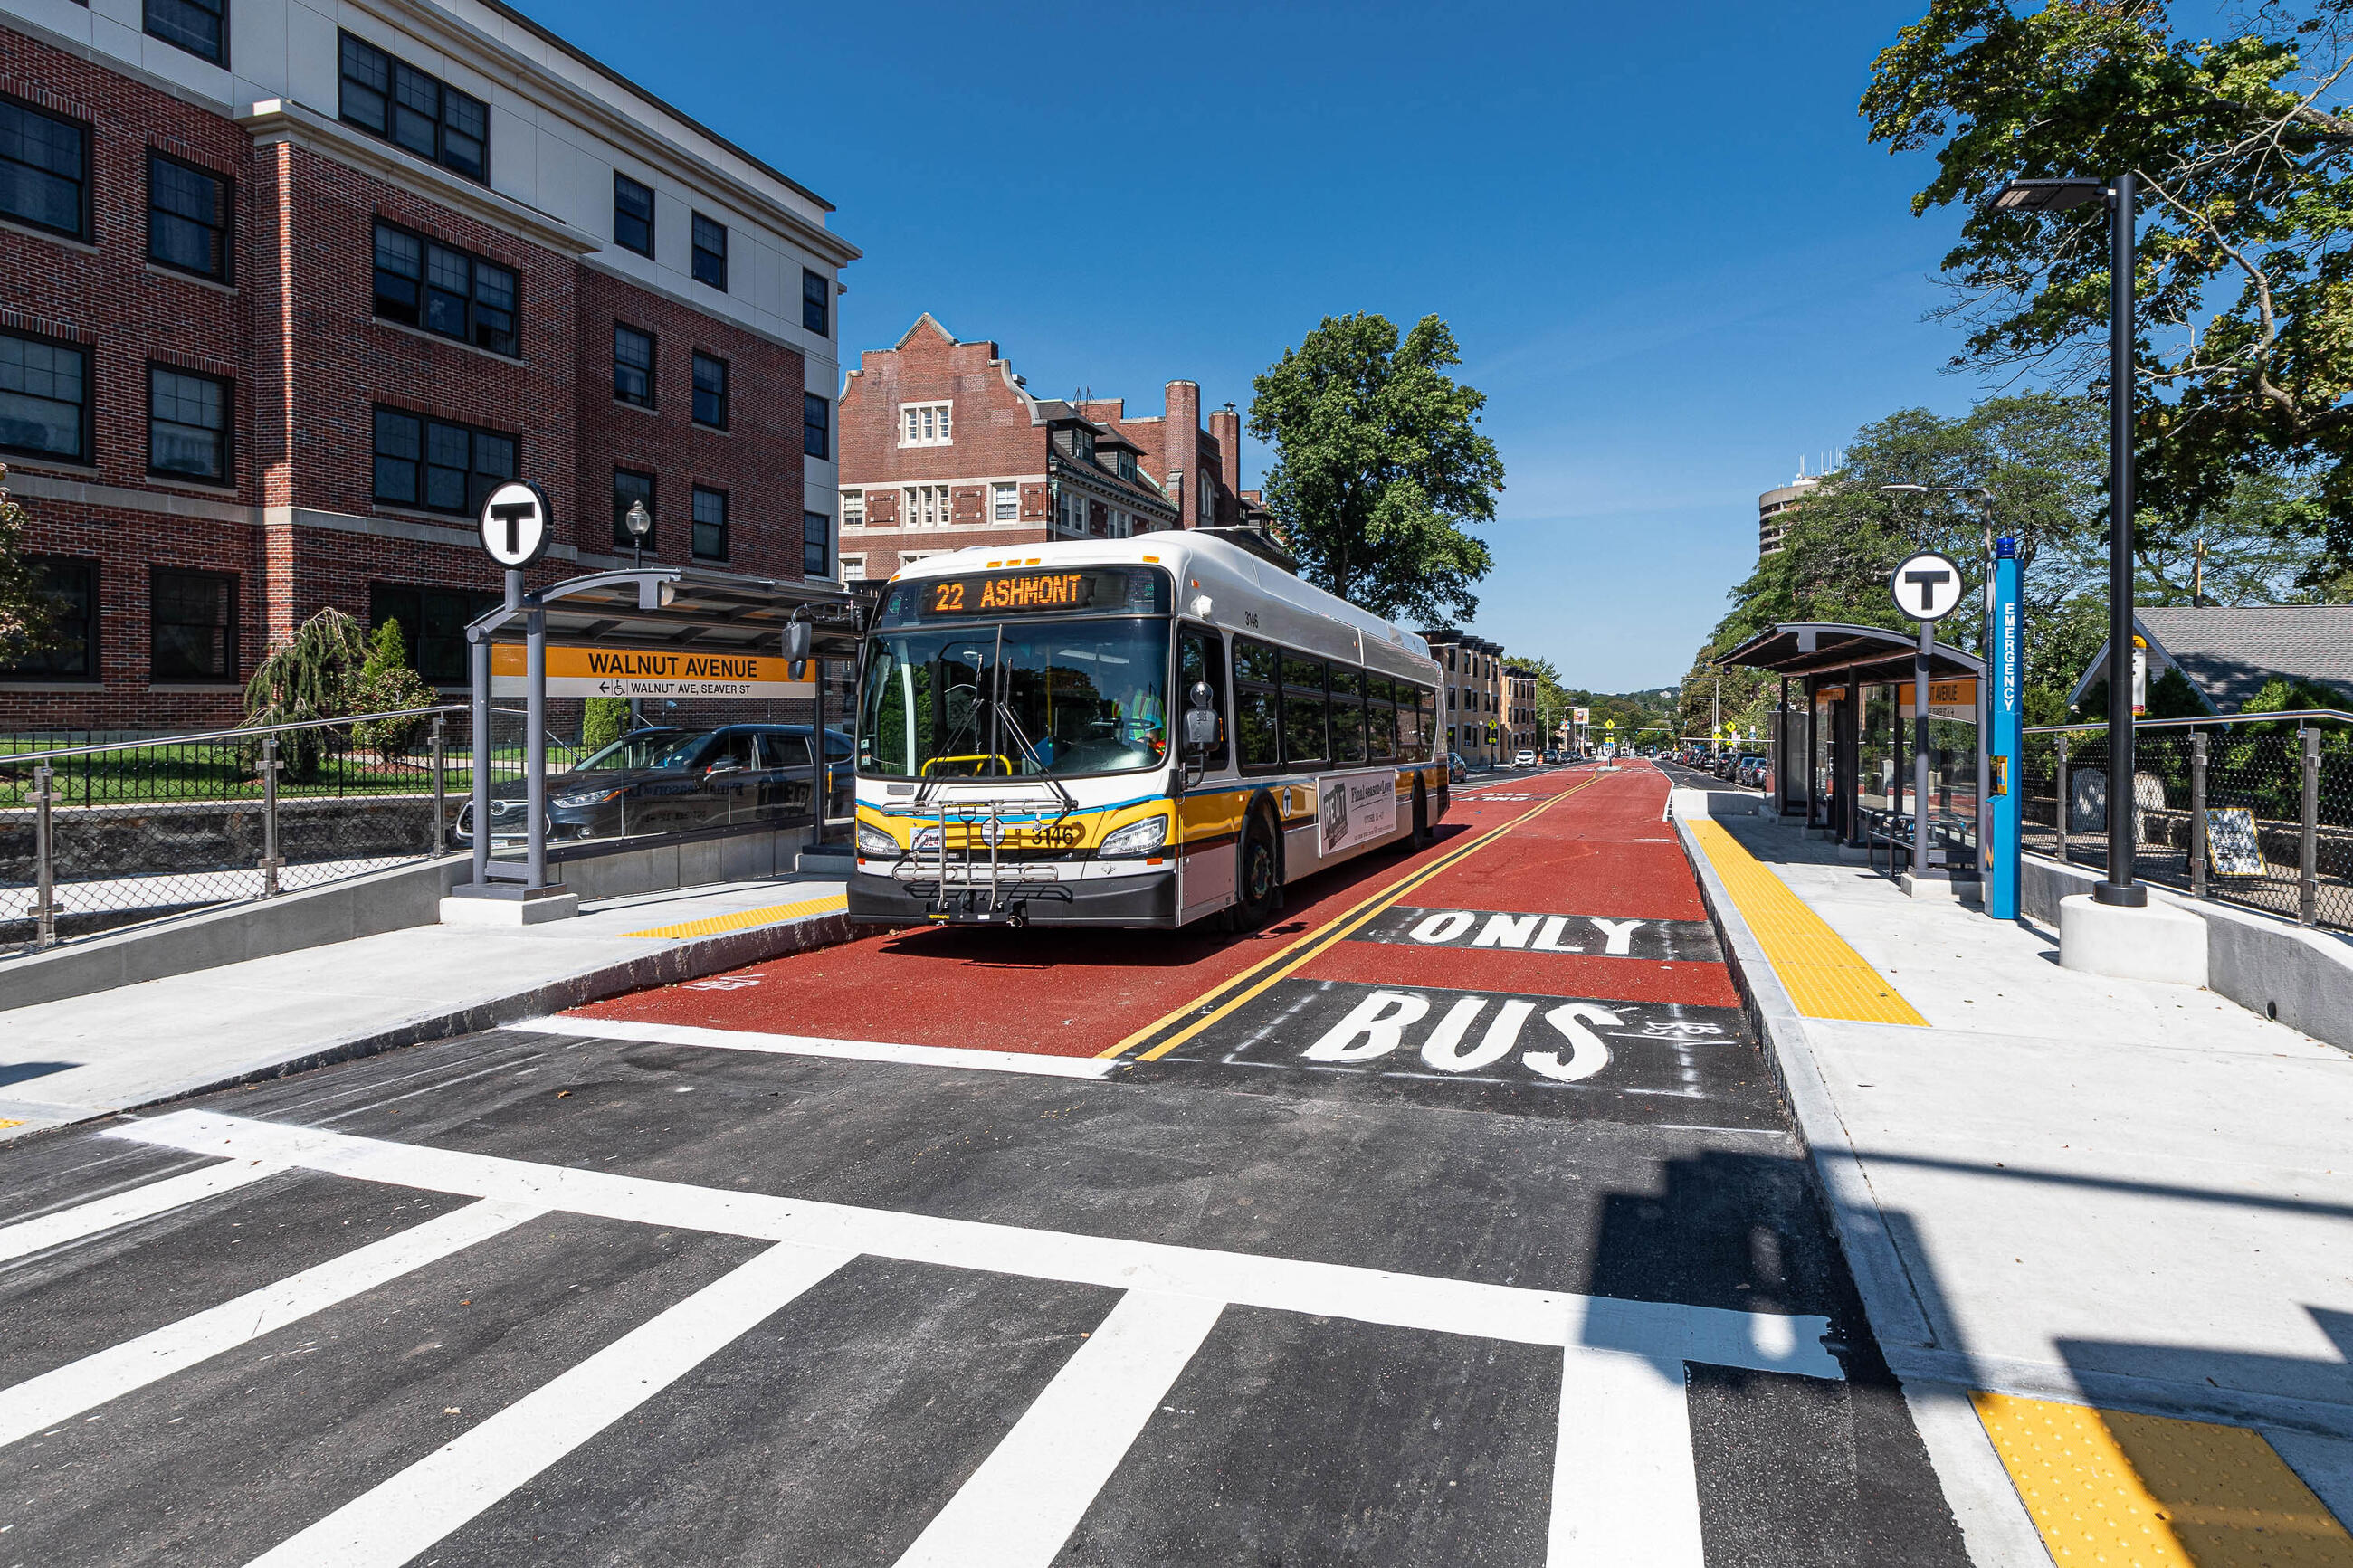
left=1992, top=173, right=2145, bottom=906
left=624, top=499, right=653, bottom=569
left=1682, top=676, right=1720, bottom=758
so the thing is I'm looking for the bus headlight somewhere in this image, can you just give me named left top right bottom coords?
left=1097, top=815, right=1168, bottom=858
left=856, top=823, right=901, bottom=859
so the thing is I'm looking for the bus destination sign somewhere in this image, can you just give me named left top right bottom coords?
left=924, top=571, right=1094, bottom=616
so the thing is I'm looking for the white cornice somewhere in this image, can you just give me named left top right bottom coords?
left=240, top=99, right=603, bottom=256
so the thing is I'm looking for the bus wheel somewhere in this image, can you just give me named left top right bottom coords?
left=1232, top=808, right=1281, bottom=929
left=1411, top=781, right=1434, bottom=850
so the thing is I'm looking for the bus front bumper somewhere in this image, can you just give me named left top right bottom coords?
left=847, top=864, right=1178, bottom=927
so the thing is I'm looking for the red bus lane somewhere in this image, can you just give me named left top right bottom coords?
left=567, top=762, right=1757, bottom=1127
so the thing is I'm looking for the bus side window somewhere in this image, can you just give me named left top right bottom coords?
left=1235, top=638, right=1281, bottom=772
left=1177, top=624, right=1228, bottom=769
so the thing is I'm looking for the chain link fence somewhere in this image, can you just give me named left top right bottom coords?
left=1, top=707, right=576, bottom=951
left=2019, top=710, right=2352, bottom=933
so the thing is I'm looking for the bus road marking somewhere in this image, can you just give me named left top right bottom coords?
left=1100, top=771, right=1617, bottom=1065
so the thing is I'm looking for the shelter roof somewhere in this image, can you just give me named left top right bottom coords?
left=466, top=566, right=865, bottom=659
left=1715, top=622, right=1985, bottom=682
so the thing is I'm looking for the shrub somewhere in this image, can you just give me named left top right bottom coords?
left=582, top=697, right=631, bottom=755
left=351, top=619, right=438, bottom=760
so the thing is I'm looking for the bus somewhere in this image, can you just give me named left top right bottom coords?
left=848, top=529, right=1449, bottom=928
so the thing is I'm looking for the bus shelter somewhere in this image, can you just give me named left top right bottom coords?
left=1718, top=622, right=1986, bottom=880
left=451, top=565, right=866, bottom=917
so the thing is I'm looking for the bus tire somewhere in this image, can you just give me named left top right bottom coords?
left=1410, top=780, right=1434, bottom=850
left=1232, top=804, right=1281, bottom=930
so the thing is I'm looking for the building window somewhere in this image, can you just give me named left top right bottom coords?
left=1117, top=450, right=1137, bottom=483
left=839, top=554, right=865, bottom=582
left=613, top=171, right=654, bottom=258
left=373, top=222, right=519, bottom=356
left=613, top=468, right=655, bottom=551
left=993, top=482, right=1018, bottom=522
left=146, top=0, right=226, bottom=63
left=691, top=352, right=728, bottom=429
left=367, top=582, right=499, bottom=687
left=691, top=484, right=728, bottom=561
left=149, top=567, right=236, bottom=682
left=339, top=33, right=488, bottom=182
left=840, top=489, right=864, bottom=528
left=148, top=366, right=230, bottom=482
left=371, top=406, right=517, bottom=516
left=0, top=330, right=89, bottom=463
left=148, top=153, right=231, bottom=280
left=899, top=402, right=951, bottom=447
left=614, top=323, right=654, bottom=407
left=803, top=509, right=829, bottom=577
left=902, top=484, right=948, bottom=529
left=691, top=213, right=728, bottom=290
left=803, top=393, right=830, bottom=459
left=1, top=556, right=98, bottom=681
left=0, top=94, right=88, bottom=241
left=802, top=268, right=829, bottom=335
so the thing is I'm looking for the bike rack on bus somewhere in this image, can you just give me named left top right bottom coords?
left=894, top=776, right=1078, bottom=923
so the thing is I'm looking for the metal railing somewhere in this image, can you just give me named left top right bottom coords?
left=2020, top=709, right=2351, bottom=934
left=3, top=706, right=576, bottom=953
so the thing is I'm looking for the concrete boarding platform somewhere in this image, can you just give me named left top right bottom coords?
left=0, top=875, right=851, bottom=1145
left=1674, top=787, right=2353, bottom=1565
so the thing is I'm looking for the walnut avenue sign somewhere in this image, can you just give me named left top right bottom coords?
left=489, top=643, right=815, bottom=699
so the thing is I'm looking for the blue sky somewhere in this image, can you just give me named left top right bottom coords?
left=519, top=0, right=1985, bottom=692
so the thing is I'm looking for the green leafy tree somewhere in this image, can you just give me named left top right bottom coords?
left=350, top=619, right=438, bottom=760
left=243, top=606, right=370, bottom=779
left=581, top=697, right=632, bottom=754
left=1248, top=313, right=1502, bottom=622
left=1861, top=0, right=2353, bottom=594
left=0, top=466, right=59, bottom=669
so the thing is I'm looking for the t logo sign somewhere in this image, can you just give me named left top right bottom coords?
left=478, top=480, right=553, bottom=569
left=1888, top=550, right=1964, bottom=622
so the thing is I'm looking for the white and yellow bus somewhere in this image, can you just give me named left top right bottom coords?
left=848, top=529, right=1449, bottom=928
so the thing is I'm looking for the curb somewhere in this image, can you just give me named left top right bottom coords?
left=6, top=907, right=857, bottom=1141
left=1668, top=800, right=2055, bottom=1568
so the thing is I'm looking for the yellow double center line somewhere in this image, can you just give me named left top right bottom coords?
left=1099, top=770, right=1615, bottom=1065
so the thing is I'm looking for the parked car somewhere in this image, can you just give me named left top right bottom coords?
left=1514, top=748, right=1538, bottom=768
left=1446, top=751, right=1470, bottom=784
left=455, top=724, right=853, bottom=846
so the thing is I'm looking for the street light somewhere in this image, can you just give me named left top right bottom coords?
left=624, top=499, right=653, bottom=569
left=1992, top=170, right=2145, bottom=906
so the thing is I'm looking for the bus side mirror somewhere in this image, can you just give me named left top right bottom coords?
left=1183, top=680, right=1217, bottom=750
left=785, top=619, right=813, bottom=681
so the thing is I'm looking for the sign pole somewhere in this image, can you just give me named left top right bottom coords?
left=1913, top=620, right=1932, bottom=880
left=525, top=591, right=548, bottom=891
left=470, top=628, right=491, bottom=889
left=1987, top=539, right=2023, bottom=918
left=1888, top=548, right=1964, bottom=893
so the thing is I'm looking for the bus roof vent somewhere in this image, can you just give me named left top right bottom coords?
left=1195, top=525, right=1298, bottom=575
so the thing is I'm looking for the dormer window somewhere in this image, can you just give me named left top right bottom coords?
left=1117, top=450, right=1137, bottom=482
left=1068, top=425, right=1095, bottom=463
left=900, top=402, right=951, bottom=446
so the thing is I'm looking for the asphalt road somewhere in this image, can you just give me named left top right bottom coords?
left=0, top=762, right=1971, bottom=1566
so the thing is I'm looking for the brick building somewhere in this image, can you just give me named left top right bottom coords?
left=834, top=314, right=1250, bottom=581
left=0, top=0, right=856, bottom=733
left=1418, top=628, right=1506, bottom=765
left=1505, top=664, right=1539, bottom=754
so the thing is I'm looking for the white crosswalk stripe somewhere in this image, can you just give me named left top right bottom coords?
left=0, top=1197, right=541, bottom=1450
left=0, top=1158, right=286, bottom=1264
left=5, top=1111, right=1854, bottom=1566
left=242, top=1241, right=854, bottom=1568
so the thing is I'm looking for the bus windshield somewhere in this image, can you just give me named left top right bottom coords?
left=858, top=618, right=1171, bottom=779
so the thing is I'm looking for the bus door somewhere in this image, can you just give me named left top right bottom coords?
left=1176, top=622, right=1234, bottom=913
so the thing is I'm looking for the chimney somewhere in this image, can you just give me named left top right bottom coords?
left=1165, top=381, right=1200, bottom=525
left=1209, top=402, right=1242, bottom=508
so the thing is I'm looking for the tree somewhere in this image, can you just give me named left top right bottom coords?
left=350, top=618, right=438, bottom=760
left=1861, top=0, right=2353, bottom=594
left=243, top=606, right=370, bottom=778
left=581, top=697, right=631, bottom=754
left=0, top=466, right=59, bottom=669
left=1248, top=313, right=1502, bottom=623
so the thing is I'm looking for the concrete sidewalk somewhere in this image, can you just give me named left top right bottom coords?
left=0, top=874, right=850, bottom=1144
left=1675, top=788, right=2353, bottom=1565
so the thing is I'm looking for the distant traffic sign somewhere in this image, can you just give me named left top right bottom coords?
left=1890, top=551, right=1964, bottom=622
left=479, top=480, right=553, bottom=569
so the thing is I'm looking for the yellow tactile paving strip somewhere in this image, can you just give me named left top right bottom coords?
left=622, top=890, right=847, bottom=941
left=1975, top=1392, right=2353, bottom=1566
left=1686, top=818, right=1927, bottom=1025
